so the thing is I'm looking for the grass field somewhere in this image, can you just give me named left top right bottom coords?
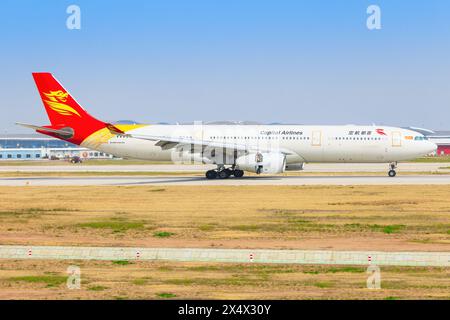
left=0, top=185, right=448, bottom=250
left=0, top=260, right=448, bottom=299
left=410, top=156, right=450, bottom=163
left=0, top=185, right=448, bottom=299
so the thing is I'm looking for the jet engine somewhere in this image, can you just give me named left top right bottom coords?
left=285, top=163, right=304, bottom=171
left=236, top=152, right=286, bottom=174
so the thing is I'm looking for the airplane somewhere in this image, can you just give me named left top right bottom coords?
left=17, top=73, right=437, bottom=179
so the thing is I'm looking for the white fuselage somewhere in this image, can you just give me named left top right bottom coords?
left=85, top=124, right=437, bottom=165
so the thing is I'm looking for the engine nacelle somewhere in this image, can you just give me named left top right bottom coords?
left=285, top=163, right=304, bottom=171
left=236, top=152, right=286, bottom=174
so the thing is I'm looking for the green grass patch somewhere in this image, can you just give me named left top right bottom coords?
left=153, top=231, right=174, bottom=238
left=186, top=265, right=222, bottom=272
left=381, top=225, right=405, bottom=234
left=88, top=285, right=108, bottom=291
left=198, top=224, right=216, bottom=231
left=132, top=279, right=148, bottom=285
left=303, top=270, right=320, bottom=274
left=156, top=292, right=177, bottom=298
left=112, top=260, right=131, bottom=266
left=0, top=207, right=77, bottom=217
left=77, top=221, right=145, bottom=232
left=231, top=224, right=262, bottom=231
left=9, top=275, right=66, bottom=287
left=313, top=281, right=334, bottom=288
left=303, top=266, right=364, bottom=274
left=165, top=275, right=269, bottom=287
left=384, top=296, right=399, bottom=300
left=344, top=223, right=406, bottom=234
left=158, top=266, right=174, bottom=271
left=331, top=266, right=363, bottom=273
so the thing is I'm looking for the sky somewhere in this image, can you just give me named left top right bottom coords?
left=1, top=0, right=450, bottom=133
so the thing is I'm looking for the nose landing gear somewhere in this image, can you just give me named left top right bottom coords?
left=388, top=162, right=397, bottom=177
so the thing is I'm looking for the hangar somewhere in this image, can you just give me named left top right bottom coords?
left=427, top=131, right=450, bottom=156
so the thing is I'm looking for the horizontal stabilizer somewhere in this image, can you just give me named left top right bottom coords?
left=15, top=122, right=74, bottom=138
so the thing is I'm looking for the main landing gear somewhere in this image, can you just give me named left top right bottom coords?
left=388, top=162, right=397, bottom=177
left=205, top=166, right=244, bottom=179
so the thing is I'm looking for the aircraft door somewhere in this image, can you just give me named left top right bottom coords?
left=312, top=130, right=322, bottom=146
left=392, top=131, right=402, bottom=147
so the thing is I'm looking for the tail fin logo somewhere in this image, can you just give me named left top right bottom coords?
left=43, top=90, right=81, bottom=117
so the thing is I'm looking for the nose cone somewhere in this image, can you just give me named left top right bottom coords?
left=426, top=141, right=438, bottom=154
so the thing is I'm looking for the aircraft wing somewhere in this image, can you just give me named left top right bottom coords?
left=130, top=133, right=296, bottom=155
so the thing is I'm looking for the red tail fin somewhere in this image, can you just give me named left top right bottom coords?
left=32, top=73, right=107, bottom=145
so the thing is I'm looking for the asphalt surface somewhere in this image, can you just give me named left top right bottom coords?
left=0, top=162, right=448, bottom=172
left=2, top=175, right=450, bottom=186
left=1, top=162, right=449, bottom=185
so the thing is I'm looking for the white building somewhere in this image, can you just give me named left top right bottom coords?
left=0, top=134, right=113, bottom=160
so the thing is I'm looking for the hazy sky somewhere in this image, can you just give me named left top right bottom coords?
left=1, top=0, right=450, bottom=133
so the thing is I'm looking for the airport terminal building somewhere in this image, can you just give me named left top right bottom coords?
left=0, top=134, right=113, bottom=160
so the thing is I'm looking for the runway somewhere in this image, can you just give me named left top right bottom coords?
left=0, top=162, right=449, bottom=172
left=1, top=245, right=448, bottom=267
left=2, top=174, right=450, bottom=186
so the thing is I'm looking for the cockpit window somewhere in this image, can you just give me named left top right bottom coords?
left=414, top=136, right=428, bottom=141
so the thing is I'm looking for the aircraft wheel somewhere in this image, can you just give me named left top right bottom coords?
left=206, top=170, right=218, bottom=179
left=217, top=170, right=230, bottom=179
left=388, top=170, right=396, bottom=177
left=233, top=169, right=244, bottom=178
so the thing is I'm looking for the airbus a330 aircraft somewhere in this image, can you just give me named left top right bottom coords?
left=18, top=73, right=437, bottom=179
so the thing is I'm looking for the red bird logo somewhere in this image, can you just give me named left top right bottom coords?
left=376, top=128, right=387, bottom=136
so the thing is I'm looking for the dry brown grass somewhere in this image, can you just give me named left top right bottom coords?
left=0, top=185, right=448, bottom=300
left=0, top=259, right=448, bottom=300
left=0, top=185, right=448, bottom=251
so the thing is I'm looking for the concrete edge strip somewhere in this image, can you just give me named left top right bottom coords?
left=0, top=245, right=448, bottom=267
